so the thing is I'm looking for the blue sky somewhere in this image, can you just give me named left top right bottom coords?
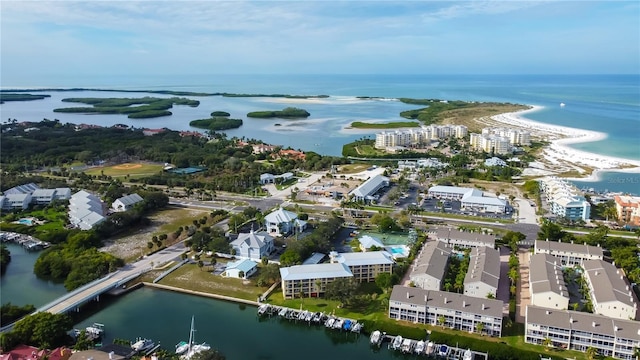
left=1, top=1, right=639, bottom=77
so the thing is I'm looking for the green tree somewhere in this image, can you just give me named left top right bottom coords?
left=324, top=278, right=357, bottom=305
left=537, top=219, right=566, bottom=241
left=73, top=329, right=93, bottom=351
left=437, top=315, right=446, bottom=328
left=5, top=312, right=73, bottom=349
left=197, top=260, right=204, bottom=271
left=279, top=249, right=302, bottom=266
left=475, top=322, right=485, bottom=335
left=0, top=244, right=10, bottom=274
left=586, top=346, right=598, bottom=360
left=375, top=272, right=393, bottom=292
left=1, top=303, right=36, bottom=325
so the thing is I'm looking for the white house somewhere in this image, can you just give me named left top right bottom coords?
left=259, top=172, right=293, bottom=185
left=528, top=253, right=570, bottom=310
left=358, top=234, right=385, bottom=252
left=230, top=230, right=274, bottom=261
left=111, top=193, right=144, bottom=212
left=264, top=207, right=307, bottom=236
left=69, top=190, right=105, bottom=230
left=583, top=259, right=637, bottom=320
left=223, top=259, right=258, bottom=279
left=484, top=157, right=507, bottom=167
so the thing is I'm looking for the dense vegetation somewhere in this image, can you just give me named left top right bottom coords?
left=0, top=244, right=9, bottom=274
left=0, top=88, right=217, bottom=96
left=0, top=312, right=72, bottom=349
left=210, top=111, right=231, bottom=117
left=247, top=107, right=310, bottom=118
left=189, top=117, right=243, bottom=130
left=1, top=303, right=36, bottom=325
left=0, top=93, right=50, bottom=103
left=349, top=121, right=420, bottom=129
left=279, top=217, right=344, bottom=266
left=398, top=99, right=527, bottom=126
left=53, top=96, right=199, bottom=119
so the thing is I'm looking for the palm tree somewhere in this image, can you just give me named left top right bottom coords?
left=541, top=337, right=552, bottom=350
left=475, top=322, right=484, bottom=335
left=437, top=315, right=446, bottom=328
left=586, top=346, right=598, bottom=360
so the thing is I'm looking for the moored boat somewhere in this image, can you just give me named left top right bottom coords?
left=370, top=330, right=382, bottom=346
left=401, top=338, right=413, bottom=353
left=415, top=340, right=425, bottom=354
left=131, top=337, right=155, bottom=352
left=391, top=335, right=403, bottom=350
left=175, top=341, right=189, bottom=355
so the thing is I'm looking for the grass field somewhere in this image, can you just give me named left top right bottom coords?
left=337, top=164, right=370, bottom=174
left=354, top=144, right=384, bottom=156
left=84, top=163, right=164, bottom=178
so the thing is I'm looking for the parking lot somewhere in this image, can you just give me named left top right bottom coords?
left=421, top=197, right=514, bottom=220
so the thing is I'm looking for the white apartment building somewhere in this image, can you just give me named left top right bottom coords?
left=528, top=253, right=570, bottom=310
left=389, top=285, right=504, bottom=337
left=374, top=125, right=467, bottom=149
left=329, top=251, right=394, bottom=283
left=538, top=177, right=591, bottom=221
left=469, top=133, right=512, bottom=155
left=410, top=240, right=451, bottom=290
left=481, top=127, right=531, bottom=146
left=525, top=305, right=640, bottom=360
left=534, top=239, right=603, bottom=267
left=279, top=263, right=353, bottom=299
left=582, top=259, right=637, bottom=320
left=435, top=227, right=496, bottom=248
left=464, top=246, right=501, bottom=299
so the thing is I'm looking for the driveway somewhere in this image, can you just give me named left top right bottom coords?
left=516, top=248, right=531, bottom=323
left=515, top=198, right=538, bottom=225
left=497, top=246, right=511, bottom=316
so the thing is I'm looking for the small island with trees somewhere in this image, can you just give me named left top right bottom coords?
left=53, top=96, right=200, bottom=119
left=189, top=112, right=243, bottom=130
left=0, top=93, right=51, bottom=104
left=247, top=107, right=310, bottom=119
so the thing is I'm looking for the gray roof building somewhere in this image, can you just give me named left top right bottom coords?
left=528, top=253, right=569, bottom=309
left=464, top=246, right=501, bottom=298
left=534, top=239, right=603, bottom=266
left=583, top=259, right=637, bottom=320
left=410, top=240, right=451, bottom=290
left=349, top=174, right=390, bottom=201
left=435, top=228, right=496, bottom=248
left=279, top=263, right=353, bottom=282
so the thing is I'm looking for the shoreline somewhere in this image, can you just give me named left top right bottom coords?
left=489, top=106, right=640, bottom=177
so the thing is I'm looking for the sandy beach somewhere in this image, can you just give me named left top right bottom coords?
left=489, top=106, right=640, bottom=178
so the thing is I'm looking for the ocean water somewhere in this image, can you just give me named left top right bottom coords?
left=1, top=74, right=639, bottom=194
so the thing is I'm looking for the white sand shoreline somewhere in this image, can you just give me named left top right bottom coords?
left=490, top=106, right=640, bottom=177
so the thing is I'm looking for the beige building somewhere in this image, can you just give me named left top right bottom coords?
left=481, top=127, right=531, bottom=146
left=329, top=251, right=394, bottom=283
left=279, top=263, right=352, bottom=299
left=434, top=227, right=496, bottom=248
left=389, top=285, right=504, bottom=337
left=583, top=259, right=637, bottom=320
left=528, top=253, right=569, bottom=310
left=464, top=246, right=501, bottom=299
left=469, top=133, right=511, bottom=155
left=614, top=195, right=640, bottom=227
left=534, top=239, right=603, bottom=267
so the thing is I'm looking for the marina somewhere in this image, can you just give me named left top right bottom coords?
left=0, top=231, right=50, bottom=251
left=256, top=304, right=363, bottom=334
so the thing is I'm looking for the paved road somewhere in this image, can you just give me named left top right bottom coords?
left=44, top=242, right=187, bottom=314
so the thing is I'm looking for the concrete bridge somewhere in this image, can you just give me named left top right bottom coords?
left=1, top=242, right=187, bottom=332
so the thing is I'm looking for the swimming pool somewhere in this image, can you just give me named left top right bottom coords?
left=17, top=218, right=34, bottom=226
left=359, top=231, right=409, bottom=245
left=386, top=245, right=409, bottom=258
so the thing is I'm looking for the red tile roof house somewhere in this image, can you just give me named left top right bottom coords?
left=0, top=345, right=71, bottom=360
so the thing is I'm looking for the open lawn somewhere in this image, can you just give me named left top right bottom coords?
left=158, top=263, right=269, bottom=301
left=354, top=144, right=383, bottom=156
left=84, top=162, right=164, bottom=178
left=337, top=164, right=370, bottom=174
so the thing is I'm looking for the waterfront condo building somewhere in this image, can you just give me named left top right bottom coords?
left=389, top=285, right=504, bottom=337
left=525, top=305, right=640, bottom=360
left=614, top=195, right=640, bottom=227
left=427, top=185, right=508, bottom=214
left=279, top=263, right=353, bottom=299
left=469, top=133, right=511, bottom=155
left=534, top=239, right=603, bottom=267
left=528, top=253, right=570, bottom=310
left=480, top=127, right=531, bottom=146
left=463, top=246, right=501, bottom=299
left=328, top=251, right=394, bottom=282
left=374, top=125, right=467, bottom=150
left=538, top=177, right=591, bottom=222
left=582, top=259, right=638, bottom=320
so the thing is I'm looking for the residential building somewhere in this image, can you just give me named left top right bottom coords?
left=410, top=240, right=451, bottom=290
left=358, top=234, right=385, bottom=252
left=427, top=185, right=508, bottom=214
left=435, top=228, right=496, bottom=248
left=525, top=305, right=640, bottom=360
left=3, top=183, right=40, bottom=195
left=398, top=158, right=448, bottom=172
left=538, top=177, right=591, bottom=221
left=582, top=259, right=637, bottom=320
left=0, top=345, right=71, bottom=360
left=528, top=253, right=570, bottom=310
left=223, top=259, right=258, bottom=279
left=348, top=174, right=390, bottom=203
left=481, top=127, right=531, bottom=146
left=2, top=183, right=70, bottom=207
left=111, top=193, right=144, bottom=212
left=279, top=263, right=353, bottom=299
left=264, top=207, right=307, bottom=236
left=484, top=157, right=507, bottom=167
left=374, top=125, right=467, bottom=149
left=68, top=190, right=105, bottom=230
left=230, top=230, right=274, bottom=261
left=469, top=133, right=511, bottom=155
left=614, top=195, right=640, bottom=227
left=464, top=246, right=501, bottom=299
left=0, top=193, right=32, bottom=210
left=259, top=172, right=293, bottom=185
left=534, top=239, right=603, bottom=267
left=329, top=251, right=394, bottom=283
left=389, top=285, right=504, bottom=337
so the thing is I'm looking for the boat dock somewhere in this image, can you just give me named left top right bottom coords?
left=257, top=304, right=363, bottom=333
left=0, top=231, right=50, bottom=250
left=371, top=331, right=488, bottom=359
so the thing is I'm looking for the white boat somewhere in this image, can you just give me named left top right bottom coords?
left=463, top=348, right=473, bottom=360
left=85, top=323, right=105, bottom=337
left=179, top=316, right=210, bottom=360
left=257, top=304, right=269, bottom=315
left=333, top=318, right=344, bottom=329
left=426, top=341, right=434, bottom=355
left=401, top=338, right=413, bottom=353
left=391, top=335, right=403, bottom=350
left=175, top=341, right=189, bottom=355
left=369, top=330, right=382, bottom=346
left=560, top=102, right=566, bottom=107
left=415, top=340, right=425, bottom=354
left=131, top=337, right=155, bottom=352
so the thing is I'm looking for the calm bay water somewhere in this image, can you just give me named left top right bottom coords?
left=1, top=74, right=638, bottom=194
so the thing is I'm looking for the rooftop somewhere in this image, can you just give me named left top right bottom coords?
left=464, top=247, right=500, bottom=289
left=529, top=253, right=568, bottom=298
left=330, top=251, right=394, bottom=267
left=534, top=239, right=603, bottom=258
left=350, top=174, right=389, bottom=198
left=280, top=263, right=353, bottom=281
left=435, top=228, right=496, bottom=246
left=412, top=241, right=451, bottom=281
left=583, top=259, right=636, bottom=309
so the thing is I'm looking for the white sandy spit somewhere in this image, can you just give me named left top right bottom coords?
left=491, top=106, right=640, bottom=175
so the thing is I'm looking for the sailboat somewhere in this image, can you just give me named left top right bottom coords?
left=178, top=316, right=211, bottom=359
